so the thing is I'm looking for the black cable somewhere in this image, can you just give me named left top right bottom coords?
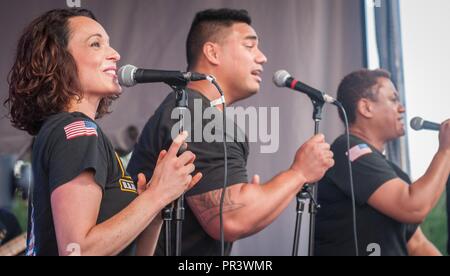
left=334, top=101, right=359, bottom=256
left=209, top=78, right=228, bottom=256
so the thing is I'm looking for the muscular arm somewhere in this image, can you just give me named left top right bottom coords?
left=407, top=227, right=441, bottom=256
left=187, top=170, right=306, bottom=242
left=368, top=149, right=450, bottom=224
left=187, top=134, right=334, bottom=242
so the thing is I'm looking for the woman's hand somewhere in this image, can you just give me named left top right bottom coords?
left=142, top=131, right=202, bottom=205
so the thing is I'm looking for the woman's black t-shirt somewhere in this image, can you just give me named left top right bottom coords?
left=26, top=112, right=138, bottom=256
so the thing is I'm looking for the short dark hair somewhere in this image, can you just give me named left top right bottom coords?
left=186, top=8, right=252, bottom=70
left=337, top=69, right=392, bottom=124
left=6, top=8, right=117, bottom=136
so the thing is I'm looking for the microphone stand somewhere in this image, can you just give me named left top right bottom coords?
left=163, top=84, right=189, bottom=256
left=292, top=100, right=323, bottom=256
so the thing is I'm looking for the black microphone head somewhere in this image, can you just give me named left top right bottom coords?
left=410, top=117, right=424, bottom=131
left=118, top=64, right=138, bottom=87
left=273, top=70, right=291, bottom=87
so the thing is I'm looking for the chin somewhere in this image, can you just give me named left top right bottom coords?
left=109, top=84, right=122, bottom=94
left=115, top=86, right=123, bottom=94
left=245, top=88, right=259, bottom=98
left=249, top=84, right=261, bottom=95
left=393, top=130, right=405, bottom=139
left=250, top=88, right=259, bottom=95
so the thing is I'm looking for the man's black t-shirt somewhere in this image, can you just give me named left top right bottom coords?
left=315, top=134, right=418, bottom=256
left=26, top=112, right=138, bottom=256
left=127, top=89, right=249, bottom=256
left=0, top=209, right=22, bottom=245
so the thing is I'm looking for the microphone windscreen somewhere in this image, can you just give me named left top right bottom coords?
left=273, top=70, right=291, bottom=87
left=410, top=117, right=424, bottom=131
left=118, top=64, right=137, bottom=87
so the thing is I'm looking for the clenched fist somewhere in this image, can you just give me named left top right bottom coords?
left=438, top=119, right=450, bottom=153
left=290, top=134, right=335, bottom=184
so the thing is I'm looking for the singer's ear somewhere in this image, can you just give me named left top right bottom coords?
left=357, top=98, right=374, bottom=119
left=203, top=42, right=220, bottom=66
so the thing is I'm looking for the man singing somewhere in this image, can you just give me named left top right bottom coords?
left=127, top=8, right=334, bottom=256
left=315, top=69, right=450, bottom=256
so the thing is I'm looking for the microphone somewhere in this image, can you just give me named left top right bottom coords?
left=273, top=70, right=336, bottom=104
left=118, top=64, right=207, bottom=87
left=410, top=117, right=441, bottom=131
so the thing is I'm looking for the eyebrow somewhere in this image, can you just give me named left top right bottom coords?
left=85, top=33, right=110, bottom=42
left=244, top=35, right=259, bottom=41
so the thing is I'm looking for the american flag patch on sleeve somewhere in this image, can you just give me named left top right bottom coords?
left=346, top=143, right=373, bottom=162
left=64, top=120, right=98, bottom=140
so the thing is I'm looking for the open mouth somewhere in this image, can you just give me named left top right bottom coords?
left=103, top=67, right=117, bottom=78
left=398, top=118, right=405, bottom=128
left=251, top=69, right=263, bottom=82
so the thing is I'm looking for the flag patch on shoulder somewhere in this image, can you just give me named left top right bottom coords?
left=346, top=144, right=372, bottom=162
left=64, top=120, right=98, bottom=140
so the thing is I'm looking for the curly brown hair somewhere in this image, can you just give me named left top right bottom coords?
left=5, top=8, right=117, bottom=136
